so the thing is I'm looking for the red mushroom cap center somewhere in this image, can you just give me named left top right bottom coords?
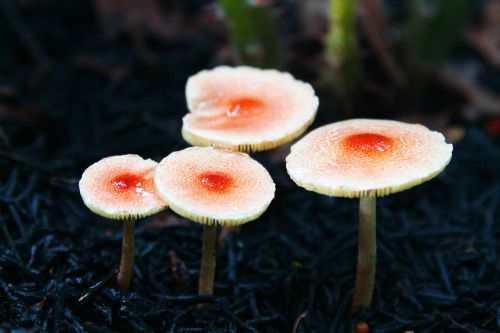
left=111, top=173, right=145, bottom=192
left=197, top=171, right=233, bottom=193
left=342, top=133, right=393, bottom=156
left=226, top=98, right=264, bottom=118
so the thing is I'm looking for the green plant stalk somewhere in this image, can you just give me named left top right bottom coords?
left=117, top=219, right=135, bottom=291
left=403, top=0, right=470, bottom=68
left=198, top=224, right=217, bottom=304
left=251, top=5, right=284, bottom=69
left=218, top=0, right=283, bottom=68
left=351, top=196, right=376, bottom=312
left=325, top=0, right=361, bottom=89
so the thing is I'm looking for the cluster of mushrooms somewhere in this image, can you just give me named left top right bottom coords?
left=79, top=66, right=453, bottom=312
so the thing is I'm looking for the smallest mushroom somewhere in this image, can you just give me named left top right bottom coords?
left=79, top=154, right=167, bottom=291
left=154, top=147, right=275, bottom=301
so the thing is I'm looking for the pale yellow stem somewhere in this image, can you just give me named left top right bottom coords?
left=351, top=196, right=376, bottom=312
left=116, top=219, right=135, bottom=291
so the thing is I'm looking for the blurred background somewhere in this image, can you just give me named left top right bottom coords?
left=1, top=1, right=499, bottom=332
left=1, top=0, right=500, bottom=147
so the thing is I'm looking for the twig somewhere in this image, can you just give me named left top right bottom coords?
left=155, top=294, right=217, bottom=305
left=0, top=214, right=23, bottom=265
left=78, top=267, right=120, bottom=304
left=438, top=65, right=500, bottom=119
left=292, top=310, right=308, bottom=333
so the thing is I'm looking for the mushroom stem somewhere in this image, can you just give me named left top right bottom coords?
left=117, top=219, right=135, bottom=291
left=198, top=224, right=217, bottom=302
left=352, top=196, right=377, bottom=312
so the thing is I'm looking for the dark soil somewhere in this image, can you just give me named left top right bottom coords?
left=1, top=1, right=499, bottom=332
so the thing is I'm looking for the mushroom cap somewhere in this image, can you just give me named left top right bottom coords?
left=79, top=155, right=167, bottom=220
left=154, top=147, right=275, bottom=226
left=286, top=119, right=453, bottom=198
left=182, top=66, right=319, bottom=152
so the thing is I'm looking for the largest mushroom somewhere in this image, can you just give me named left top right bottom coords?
left=286, top=119, right=453, bottom=312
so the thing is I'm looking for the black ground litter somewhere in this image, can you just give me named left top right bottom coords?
left=1, top=1, right=500, bottom=332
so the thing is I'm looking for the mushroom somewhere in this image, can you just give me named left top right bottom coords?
left=183, top=66, right=318, bottom=243
left=182, top=66, right=319, bottom=152
left=154, top=147, right=275, bottom=299
left=79, top=155, right=167, bottom=291
left=285, top=119, right=453, bottom=312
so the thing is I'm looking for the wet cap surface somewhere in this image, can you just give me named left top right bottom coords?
left=154, top=147, right=275, bottom=225
left=183, top=66, right=319, bottom=152
left=286, top=119, right=453, bottom=198
left=79, top=155, right=167, bottom=219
